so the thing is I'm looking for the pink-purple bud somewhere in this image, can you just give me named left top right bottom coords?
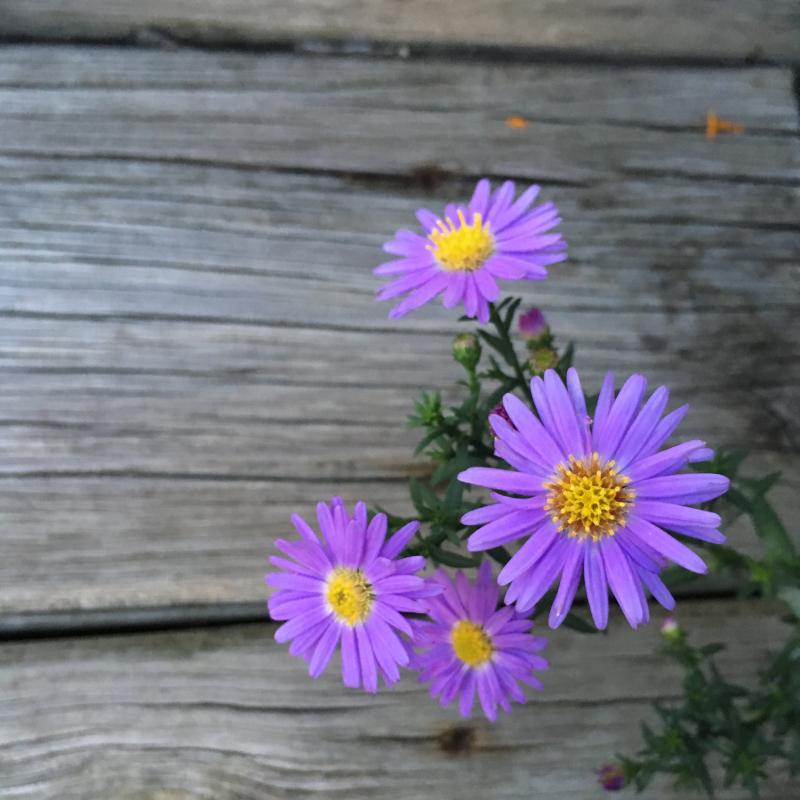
left=660, top=617, right=680, bottom=638
left=518, top=307, right=548, bottom=340
left=489, top=403, right=514, bottom=437
left=597, top=764, right=626, bottom=792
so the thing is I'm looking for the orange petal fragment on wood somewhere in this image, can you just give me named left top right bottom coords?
left=706, top=111, right=745, bottom=140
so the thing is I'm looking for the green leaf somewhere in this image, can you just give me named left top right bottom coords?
left=409, top=478, right=440, bottom=515
left=478, top=330, right=512, bottom=360
left=750, top=495, right=796, bottom=561
left=413, top=429, right=444, bottom=455
left=428, top=546, right=479, bottom=568
left=486, top=546, right=511, bottom=565
left=502, top=297, right=522, bottom=329
left=778, top=586, right=800, bottom=619
left=738, top=472, right=783, bottom=501
left=555, top=341, right=575, bottom=378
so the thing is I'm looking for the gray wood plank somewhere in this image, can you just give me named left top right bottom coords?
left=0, top=599, right=793, bottom=799
left=0, top=47, right=797, bottom=615
left=2, top=1, right=799, bottom=62
left=0, top=49, right=796, bottom=184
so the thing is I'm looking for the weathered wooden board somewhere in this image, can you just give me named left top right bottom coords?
left=0, top=599, right=793, bottom=799
left=2, top=0, right=799, bottom=63
left=0, top=47, right=797, bottom=615
left=0, top=49, right=796, bottom=184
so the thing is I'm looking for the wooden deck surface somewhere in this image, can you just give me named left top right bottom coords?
left=0, top=2, right=798, bottom=797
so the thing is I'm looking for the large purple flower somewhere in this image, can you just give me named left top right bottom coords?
left=375, top=179, right=566, bottom=322
left=458, top=369, right=729, bottom=630
left=267, top=497, right=439, bottom=692
left=412, top=561, right=548, bottom=721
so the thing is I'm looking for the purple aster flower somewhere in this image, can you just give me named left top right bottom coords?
left=374, top=179, right=566, bottom=322
left=266, top=497, right=439, bottom=692
left=458, top=369, right=730, bottom=630
left=412, top=561, right=548, bottom=721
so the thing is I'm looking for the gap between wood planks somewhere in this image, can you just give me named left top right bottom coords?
left=0, top=33, right=795, bottom=69
left=0, top=0, right=799, bottom=67
left=0, top=581, right=756, bottom=641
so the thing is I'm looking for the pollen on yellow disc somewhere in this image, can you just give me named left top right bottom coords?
left=325, top=567, right=375, bottom=625
left=544, top=452, right=635, bottom=541
left=427, top=210, right=495, bottom=272
left=451, top=620, right=494, bottom=667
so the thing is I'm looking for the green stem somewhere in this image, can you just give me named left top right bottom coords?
left=488, top=302, right=528, bottom=391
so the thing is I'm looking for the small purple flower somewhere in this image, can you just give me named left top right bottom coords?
left=518, top=307, right=549, bottom=340
left=267, top=497, right=439, bottom=692
left=458, top=369, right=730, bottom=630
left=375, top=179, right=566, bottom=322
left=412, top=561, right=548, bottom=721
left=597, top=763, right=626, bottom=791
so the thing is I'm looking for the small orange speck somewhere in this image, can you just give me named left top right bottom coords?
left=706, top=111, right=745, bottom=140
left=506, top=115, right=529, bottom=130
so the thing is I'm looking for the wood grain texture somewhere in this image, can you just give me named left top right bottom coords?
left=0, top=46, right=797, bottom=614
left=0, top=599, right=794, bottom=799
left=2, top=0, right=799, bottom=62
left=0, top=49, right=797, bottom=184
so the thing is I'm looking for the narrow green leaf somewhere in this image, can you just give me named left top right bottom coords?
left=486, top=546, right=511, bottom=565
left=413, top=429, right=444, bottom=455
left=778, top=586, right=800, bottom=619
left=750, top=495, right=796, bottom=561
left=428, top=546, right=479, bottom=569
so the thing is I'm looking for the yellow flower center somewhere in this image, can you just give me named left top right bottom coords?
left=544, top=452, right=635, bottom=542
left=451, top=620, right=494, bottom=667
left=325, top=567, right=374, bottom=626
left=427, top=210, right=495, bottom=272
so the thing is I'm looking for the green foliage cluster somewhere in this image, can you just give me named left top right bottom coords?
left=622, top=453, right=800, bottom=798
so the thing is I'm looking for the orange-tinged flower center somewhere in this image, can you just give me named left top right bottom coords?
left=452, top=620, right=494, bottom=667
left=427, top=210, right=494, bottom=272
left=544, top=452, right=634, bottom=541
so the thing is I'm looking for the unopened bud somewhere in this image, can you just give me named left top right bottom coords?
left=452, top=333, right=481, bottom=370
left=660, top=617, right=680, bottom=638
left=528, top=347, right=558, bottom=375
left=518, top=307, right=549, bottom=343
left=597, top=764, right=626, bottom=792
left=489, top=403, right=514, bottom=437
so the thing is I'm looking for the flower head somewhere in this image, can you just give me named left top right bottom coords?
left=458, top=369, right=730, bottom=629
left=597, top=763, right=626, bottom=792
left=412, top=561, right=548, bottom=721
left=267, top=497, right=439, bottom=692
left=375, top=179, right=566, bottom=322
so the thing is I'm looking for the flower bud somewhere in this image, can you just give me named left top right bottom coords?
left=597, top=764, right=626, bottom=792
left=518, top=307, right=549, bottom=343
left=452, top=333, right=481, bottom=370
left=528, top=346, right=558, bottom=375
left=488, top=403, right=514, bottom=437
left=660, top=617, right=680, bottom=639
